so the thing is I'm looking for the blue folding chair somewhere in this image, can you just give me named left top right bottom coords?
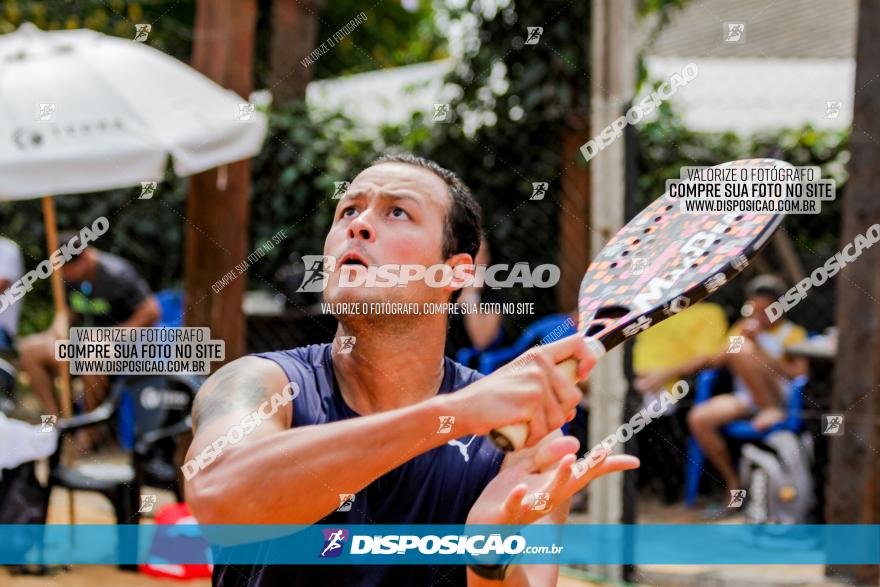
left=117, top=289, right=193, bottom=449
left=455, top=330, right=505, bottom=370
left=476, top=314, right=577, bottom=374
left=684, top=368, right=808, bottom=507
left=155, top=289, right=184, bottom=327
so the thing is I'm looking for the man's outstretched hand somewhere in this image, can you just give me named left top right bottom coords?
left=467, top=433, right=640, bottom=526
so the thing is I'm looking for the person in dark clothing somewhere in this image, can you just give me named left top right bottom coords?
left=186, top=155, right=638, bottom=586
left=18, top=231, right=159, bottom=444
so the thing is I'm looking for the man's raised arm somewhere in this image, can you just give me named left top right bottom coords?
left=185, top=356, right=469, bottom=525
left=184, top=334, right=599, bottom=526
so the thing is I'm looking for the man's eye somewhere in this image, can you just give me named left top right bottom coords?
left=342, top=207, right=357, bottom=217
left=390, top=207, right=408, bottom=218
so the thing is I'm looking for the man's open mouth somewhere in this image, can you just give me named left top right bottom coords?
left=339, top=253, right=369, bottom=267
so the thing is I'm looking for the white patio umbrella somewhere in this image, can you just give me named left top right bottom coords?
left=0, top=22, right=268, bottom=519
left=0, top=22, right=267, bottom=197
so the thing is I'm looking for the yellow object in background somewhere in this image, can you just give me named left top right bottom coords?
left=633, top=302, right=729, bottom=383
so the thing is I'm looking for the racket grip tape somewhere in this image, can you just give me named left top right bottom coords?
left=489, top=337, right=606, bottom=452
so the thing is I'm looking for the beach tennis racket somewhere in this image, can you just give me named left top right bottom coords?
left=490, top=158, right=789, bottom=451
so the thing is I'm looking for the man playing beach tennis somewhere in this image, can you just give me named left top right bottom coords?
left=185, top=154, right=639, bottom=586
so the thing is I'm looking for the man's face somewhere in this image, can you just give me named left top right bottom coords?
left=323, top=162, right=467, bottom=309
left=747, top=294, right=775, bottom=329
left=61, top=252, right=90, bottom=283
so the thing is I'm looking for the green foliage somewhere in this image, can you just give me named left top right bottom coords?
left=1, top=0, right=849, bottom=338
left=1, top=176, right=188, bottom=335
left=2, top=1, right=444, bottom=81
left=0, top=0, right=194, bottom=59
left=311, top=0, right=447, bottom=79
left=411, top=0, right=592, bottom=320
left=1, top=100, right=422, bottom=335
left=249, top=101, right=419, bottom=278
left=637, top=102, right=850, bottom=253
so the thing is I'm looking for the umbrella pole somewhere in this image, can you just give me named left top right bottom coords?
left=41, top=196, right=76, bottom=526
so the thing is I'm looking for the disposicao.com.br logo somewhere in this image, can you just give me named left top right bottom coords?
left=318, top=531, right=562, bottom=557
left=297, top=255, right=560, bottom=292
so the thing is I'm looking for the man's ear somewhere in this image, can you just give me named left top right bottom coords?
left=445, top=252, right=475, bottom=294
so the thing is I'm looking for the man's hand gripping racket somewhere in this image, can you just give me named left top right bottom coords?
left=490, top=159, right=788, bottom=451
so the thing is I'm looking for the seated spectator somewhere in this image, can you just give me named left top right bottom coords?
left=445, top=238, right=504, bottom=359
left=0, top=235, right=24, bottom=356
left=19, top=231, right=160, bottom=449
left=635, top=275, right=808, bottom=491
left=633, top=301, right=729, bottom=407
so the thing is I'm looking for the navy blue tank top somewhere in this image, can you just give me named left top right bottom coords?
left=213, top=343, right=505, bottom=587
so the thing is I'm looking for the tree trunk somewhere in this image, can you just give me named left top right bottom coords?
left=269, top=0, right=323, bottom=105
left=827, top=0, right=880, bottom=584
left=585, top=0, right=637, bottom=582
left=558, top=115, right=591, bottom=312
left=184, top=0, right=257, bottom=365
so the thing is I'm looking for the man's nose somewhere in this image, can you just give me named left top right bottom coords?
left=347, top=212, right=376, bottom=242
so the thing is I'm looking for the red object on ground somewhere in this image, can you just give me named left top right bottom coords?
left=139, top=502, right=213, bottom=580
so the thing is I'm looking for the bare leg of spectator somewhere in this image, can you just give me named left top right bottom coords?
left=74, top=373, right=109, bottom=451
left=18, top=332, right=60, bottom=416
left=79, top=373, right=109, bottom=411
left=687, top=394, right=751, bottom=491
left=726, top=339, right=785, bottom=431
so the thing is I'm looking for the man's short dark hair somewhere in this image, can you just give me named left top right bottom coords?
left=370, top=154, right=482, bottom=260
left=58, top=230, right=88, bottom=260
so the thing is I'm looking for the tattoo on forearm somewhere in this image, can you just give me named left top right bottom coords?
left=192, top=363, right=274, bottom=428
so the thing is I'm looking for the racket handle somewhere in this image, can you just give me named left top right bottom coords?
left=489, top=338, right=605, bottom=452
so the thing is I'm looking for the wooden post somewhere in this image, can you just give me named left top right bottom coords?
left=586, top=0, right=637, bottom=581
left=41, top=196, right=75, bottom=524
left=269, top=0, right=323, bottom=105
left=826, top=0, right=880, bottom=584
left=185, top=0, right=258, bottom=364
left=559, top=115, right=591, bottom=313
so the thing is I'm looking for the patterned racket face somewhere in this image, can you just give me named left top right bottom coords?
left=578, top=158, right=788, bottom=350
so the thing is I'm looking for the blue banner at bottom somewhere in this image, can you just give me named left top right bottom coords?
left=0, top=524, right=878, bottom=565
